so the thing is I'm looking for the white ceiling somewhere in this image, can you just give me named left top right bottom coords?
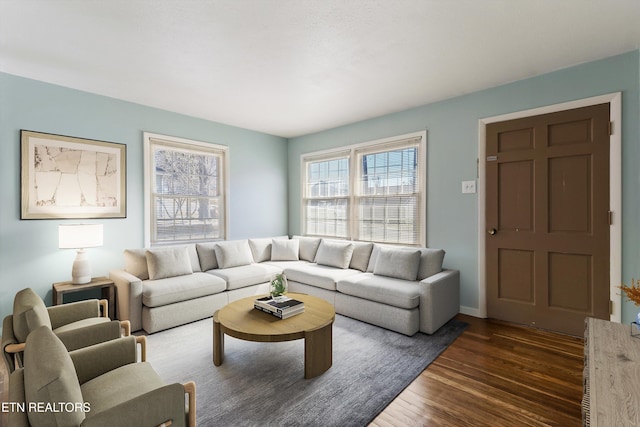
left=1, top=1, right=639, bottom=138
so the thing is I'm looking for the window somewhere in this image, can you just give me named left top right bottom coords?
left=302, top=132, right=426, bottom=246
left=144, top=133, right=228, bottom=246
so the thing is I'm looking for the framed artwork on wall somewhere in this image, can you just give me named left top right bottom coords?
left=21, top=130, right=127, bottom=219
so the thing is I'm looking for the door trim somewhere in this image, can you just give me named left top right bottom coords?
left=475, top=93, right=622, bottom=322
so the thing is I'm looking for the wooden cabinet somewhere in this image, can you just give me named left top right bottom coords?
left=583, top=317, right=640, bottom=426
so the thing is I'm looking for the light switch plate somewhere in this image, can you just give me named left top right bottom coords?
left=462, top=180, right=476, bottom=194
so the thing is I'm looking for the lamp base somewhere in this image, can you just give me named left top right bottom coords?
left=71, top=249, right=92, bottom=285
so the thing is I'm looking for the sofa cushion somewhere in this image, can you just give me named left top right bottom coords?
left=196, top=242, right=218, bottom=271
left=284, top=264, right=360, bottom=291
left=146, top=247, right=193, bottom=280
left=249, top=238, right=272, bottom=263
left=337, top=273, right=420, bottom=310
left=13, top=288, right=52, bottom=342
left=214, top=240, right=254, bottom=268
left=208, top=263, right=282, bottom=290
left=349, top=241, right=374, bottom=272
left=367, top=245, right=446, bottom=280
left=292, top=235, right=322, bottom=262
left=184, top=244, right=202, bottom=273
left=314, top=240, right=354, bottom=269
left=417, top=248, right=445, bottom=280
left=124, top=248, right=150, bottom=280
left=373, top=247, right=421, bottom=281
left=24, top=326, right=85, bottom=426
left=271, top=239, right=299, bottom=261
left=248, top=237, right=288, bottom=263
left=142, top=272, right=226, bottom=307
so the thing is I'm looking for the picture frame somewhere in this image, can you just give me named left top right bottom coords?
left=21, top=130, right=127, bottom=219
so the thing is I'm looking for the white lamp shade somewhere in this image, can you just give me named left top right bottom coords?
left=59, top=224, right=104, bottom=249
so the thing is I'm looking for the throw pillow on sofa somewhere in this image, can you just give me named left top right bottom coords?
left=373, top=247, right=421, bottom=281
left=214, top=240, right=254, bottom=268
left=196, top=242, right=218, bottom=271
left=314, top=240, right=354, bottom=269
left=292, top=235, right=321, bottom=262
left=271, top=239, right=299, bottom=261
left=146, top=247, right=193, bottom=280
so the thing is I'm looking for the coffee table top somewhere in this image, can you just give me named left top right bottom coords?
left=215, top=293, right=335, bottom=342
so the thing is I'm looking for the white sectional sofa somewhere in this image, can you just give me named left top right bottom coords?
left=109, top=236, right=460, bottom=336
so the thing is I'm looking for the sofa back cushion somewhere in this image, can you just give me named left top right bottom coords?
left=373, top=247, right=422, bottom=281
left=124, top=248, right=150, bottom=280
left=292, top=236, right=322, bottom=262
left=349, top=242, right=374, bottom=272
left=249, top=236, right=289, bottom=263
left=417, top=248, right=445, bottom=280
left=24, top=326, right=85, bottom=426
left=196, top=242, right=219, bottom=271
left=13, top=288, right=52, bottom=343
left=146, top=247, right=193, bottom=280
left=314, top=240, right=354, bottom=269
left=271, top=239, right=299, bottom=261
left=248, top=238, right=272, bottom=263
left=367, top=245, right=445, bottom=280
left=214, top=240, right=254, bottom=269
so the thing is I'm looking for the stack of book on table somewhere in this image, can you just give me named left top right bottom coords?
left=254, top=295, right=305, bottom=319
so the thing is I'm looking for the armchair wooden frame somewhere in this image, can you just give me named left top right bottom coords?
left=3, top=296, right=132, bottom=373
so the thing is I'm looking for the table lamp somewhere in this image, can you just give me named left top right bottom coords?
left=59, top=224, right=104, bottom=284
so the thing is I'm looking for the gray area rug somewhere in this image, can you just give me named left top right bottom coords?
left=144, top=314, right=467, bottom=427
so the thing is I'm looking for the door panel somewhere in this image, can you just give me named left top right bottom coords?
left=486, top=103, right=610, bottom=336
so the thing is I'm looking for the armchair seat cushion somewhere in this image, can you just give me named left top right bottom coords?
left=208, top=263, right=282, bottom=290
left=81, top=362, right=165, bottom=417
left=284, top=264, right=361, bottom=291
left=142, top=272, right=226, bottom=308
left=337, top=273, right=420, bottom=309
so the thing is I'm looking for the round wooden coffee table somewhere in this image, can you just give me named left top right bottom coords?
left=213, top=293, right=335, bottom=379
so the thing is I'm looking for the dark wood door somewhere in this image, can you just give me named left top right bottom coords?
left=486, top=103, right=610, bottom=336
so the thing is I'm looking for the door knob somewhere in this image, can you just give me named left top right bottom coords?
left=488, top=228, right=497, bottom=235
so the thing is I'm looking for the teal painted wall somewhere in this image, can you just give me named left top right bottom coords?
left=2, top=50, right=639, bottom=328
left=0, top=73, right=288, bottom=320
left=288, top=50, right=640, bottom=322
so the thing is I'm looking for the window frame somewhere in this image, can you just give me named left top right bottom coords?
left=143, top=132, right=229, bottom=247
left=301, top=131, right=427, bottom=247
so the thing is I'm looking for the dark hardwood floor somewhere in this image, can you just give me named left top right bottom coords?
left=1, top=314, right=584, bottom=426
left=370, top=314, right=584, bottom=426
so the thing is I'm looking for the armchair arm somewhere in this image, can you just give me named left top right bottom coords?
left=184, top=381, right=196, bottom=427
left=81, top=383, right=188, bottom=427
left=47, top=299, right=102, bottom=329
left=2, top=315, right=21, bottom=372
left=110, top=269, right=144, bottom=332
left=419, top=269, right=460, bottom=334
left=70, top=336, right=138, bottom=384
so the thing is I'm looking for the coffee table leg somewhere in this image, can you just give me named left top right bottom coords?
left=213, top=313, right=224, bottom=366
left=304, top=322, right=333, bottom=379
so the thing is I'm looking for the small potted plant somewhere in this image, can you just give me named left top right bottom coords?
left=270, top=273, right=288, bottom=298
left=619, top=278, right=640, bottom=324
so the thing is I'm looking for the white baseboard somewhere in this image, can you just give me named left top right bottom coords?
left=459, top=305, right=486, bottom=318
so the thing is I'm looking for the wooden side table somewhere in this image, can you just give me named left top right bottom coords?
left=52, top=276, right=116, bottom=319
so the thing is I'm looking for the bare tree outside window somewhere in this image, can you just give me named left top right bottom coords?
left=145, top=133, right=227, bottom=245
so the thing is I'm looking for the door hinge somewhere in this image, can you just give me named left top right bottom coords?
left=608, top=211, right=613, bottom=225
left=609, top=121, right=614, bottom=136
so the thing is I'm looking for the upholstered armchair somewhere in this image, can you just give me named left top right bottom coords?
left=8, top=326, right=196, bottom=426
left=2, top=288, right=130, bottom=373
